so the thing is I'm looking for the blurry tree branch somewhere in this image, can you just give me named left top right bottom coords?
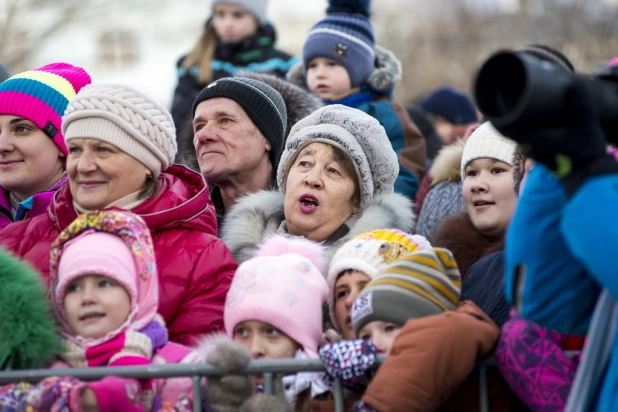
left=373, top=0, right=618, bottom=104
left=0, top=0, right=116, bottom=70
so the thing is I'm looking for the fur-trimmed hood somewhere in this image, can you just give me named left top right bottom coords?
left=432, top=211, right=504, bottom=279
left=429, top=139, right=466, bottom=186
left=221, top=190, right=415, bottom=265
left=0, top=250, right=61, bottom=370
left=286, top=45, right=403, bottom=94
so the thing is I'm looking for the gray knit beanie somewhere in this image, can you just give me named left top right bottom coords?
left=63, top=84, right=177, bottom=178
left=277, top=104, right=398, bottom=209
left=212, top=0, right=268, bottom=24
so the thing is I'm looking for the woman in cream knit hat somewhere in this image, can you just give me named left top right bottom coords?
left=0, top=84, right=238, bottom=346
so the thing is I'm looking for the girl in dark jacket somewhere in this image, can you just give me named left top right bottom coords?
left=171, top=0, right=298, bottom=129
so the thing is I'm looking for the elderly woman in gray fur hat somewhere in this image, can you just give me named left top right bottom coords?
left=221, top=104, right=415, bottom=264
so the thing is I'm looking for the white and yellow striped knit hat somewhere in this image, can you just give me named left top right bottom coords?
left=351, top=247, right=462, bottom=336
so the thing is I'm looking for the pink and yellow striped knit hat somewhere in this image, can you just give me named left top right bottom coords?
left=0, top=62, right=91, bottom=156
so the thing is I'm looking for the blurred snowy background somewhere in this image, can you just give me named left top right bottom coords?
left=1, top=0, right=617, bottom=108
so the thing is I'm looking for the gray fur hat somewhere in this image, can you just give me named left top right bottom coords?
left=277, top=105, right=399, bottom=208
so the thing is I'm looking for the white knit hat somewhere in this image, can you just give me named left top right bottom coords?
left=460, top=122, right=517, bottom=178
left=326, top=229, right=432, bottom=330
left=63, top=84, right=177, bottom=178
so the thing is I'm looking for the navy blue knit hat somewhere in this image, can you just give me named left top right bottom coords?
left=417, top=86, right=478, bottom=125
left=302, top=0, right=375, bottom=88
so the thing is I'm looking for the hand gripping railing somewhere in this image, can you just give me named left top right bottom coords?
left=0, top=357, right=497, bottom=412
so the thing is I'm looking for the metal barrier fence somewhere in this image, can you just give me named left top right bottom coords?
left=0, top=357, right=497, bottom=412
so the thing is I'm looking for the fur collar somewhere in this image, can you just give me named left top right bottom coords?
left=432, top=211, right=504, bottom=278
left=429, top=139, right=466, bottom=185
left=221, top=190, right=415, bottom=265
left=286, top=45, right=403, bottom=93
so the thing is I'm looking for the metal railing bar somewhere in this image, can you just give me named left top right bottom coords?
left=263, top=372, right=274, bottom=394
left=333, top=377, right=344, bottom=412
left=0, top=357, right=390, bottom=384
left=192, top=375, right=201, bottom=412
left=478, top=364, right=489, bottom=412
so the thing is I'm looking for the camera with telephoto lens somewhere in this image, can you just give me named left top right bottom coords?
left=473, top=50, right=618, bottom=145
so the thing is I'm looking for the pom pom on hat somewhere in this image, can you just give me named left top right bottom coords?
left=326, top=0, right=371, bottom=16
left=256, top=235, right=326, bottom=273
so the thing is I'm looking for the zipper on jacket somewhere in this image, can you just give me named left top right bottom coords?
left=0, top=205, right=13, bottom=223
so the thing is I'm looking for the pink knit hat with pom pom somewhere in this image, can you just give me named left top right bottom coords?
left=224, top=235, right=328, bottom=358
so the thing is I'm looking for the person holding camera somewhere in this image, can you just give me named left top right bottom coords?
left=497, top=56, right=618, bottom=411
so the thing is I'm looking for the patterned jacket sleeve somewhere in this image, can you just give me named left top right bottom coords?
left=495, top=310, right=579, bottom=412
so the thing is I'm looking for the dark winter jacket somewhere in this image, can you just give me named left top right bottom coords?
left=287, top=46, right=426, bottom=201
left=406, top=104, right=444, bottom=164
left=415, top=139, right=466, bottom=241
left=462, top=251, right=510, bottom=327
left=0, top=165, right=237, bottom=346
left=221, top=190, right=415, bottom=264
left=432, top=211, right=504, bottom=280
left=171, top=24, right=298, bottom=129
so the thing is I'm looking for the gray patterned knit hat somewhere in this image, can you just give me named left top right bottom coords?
left=212, top=0, right=268, bottom=24
left=277, top=104, right=398, bottom=209
left=63, top=84, right=177, bottom=178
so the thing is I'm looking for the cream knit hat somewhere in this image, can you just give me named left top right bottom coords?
left=63, top=84, right=177, bottom=178
left=460, top=122, right=518, bottom=178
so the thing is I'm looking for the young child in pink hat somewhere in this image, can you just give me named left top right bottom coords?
left=197, top=235, right=329, bottom=411
left=26, top=210, right=203, bottom=412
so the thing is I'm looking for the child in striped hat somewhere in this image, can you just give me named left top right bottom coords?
left=352, top=248, right=461, bottom=353
left=327, top=229, right=431, bottom=339
left=319, top=248, right=461, bottom=393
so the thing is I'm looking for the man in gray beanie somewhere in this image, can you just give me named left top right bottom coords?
left=192, top=77, right=287, bottom=229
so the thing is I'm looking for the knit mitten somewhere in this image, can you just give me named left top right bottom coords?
left=205, top=341, right=254, bottom=412
left=319, top=339, right=377, bottom=392
left=239, top=393, right=292, bottom=412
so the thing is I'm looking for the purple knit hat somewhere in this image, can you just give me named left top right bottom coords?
left=0, top=62, right=91, bottom=156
